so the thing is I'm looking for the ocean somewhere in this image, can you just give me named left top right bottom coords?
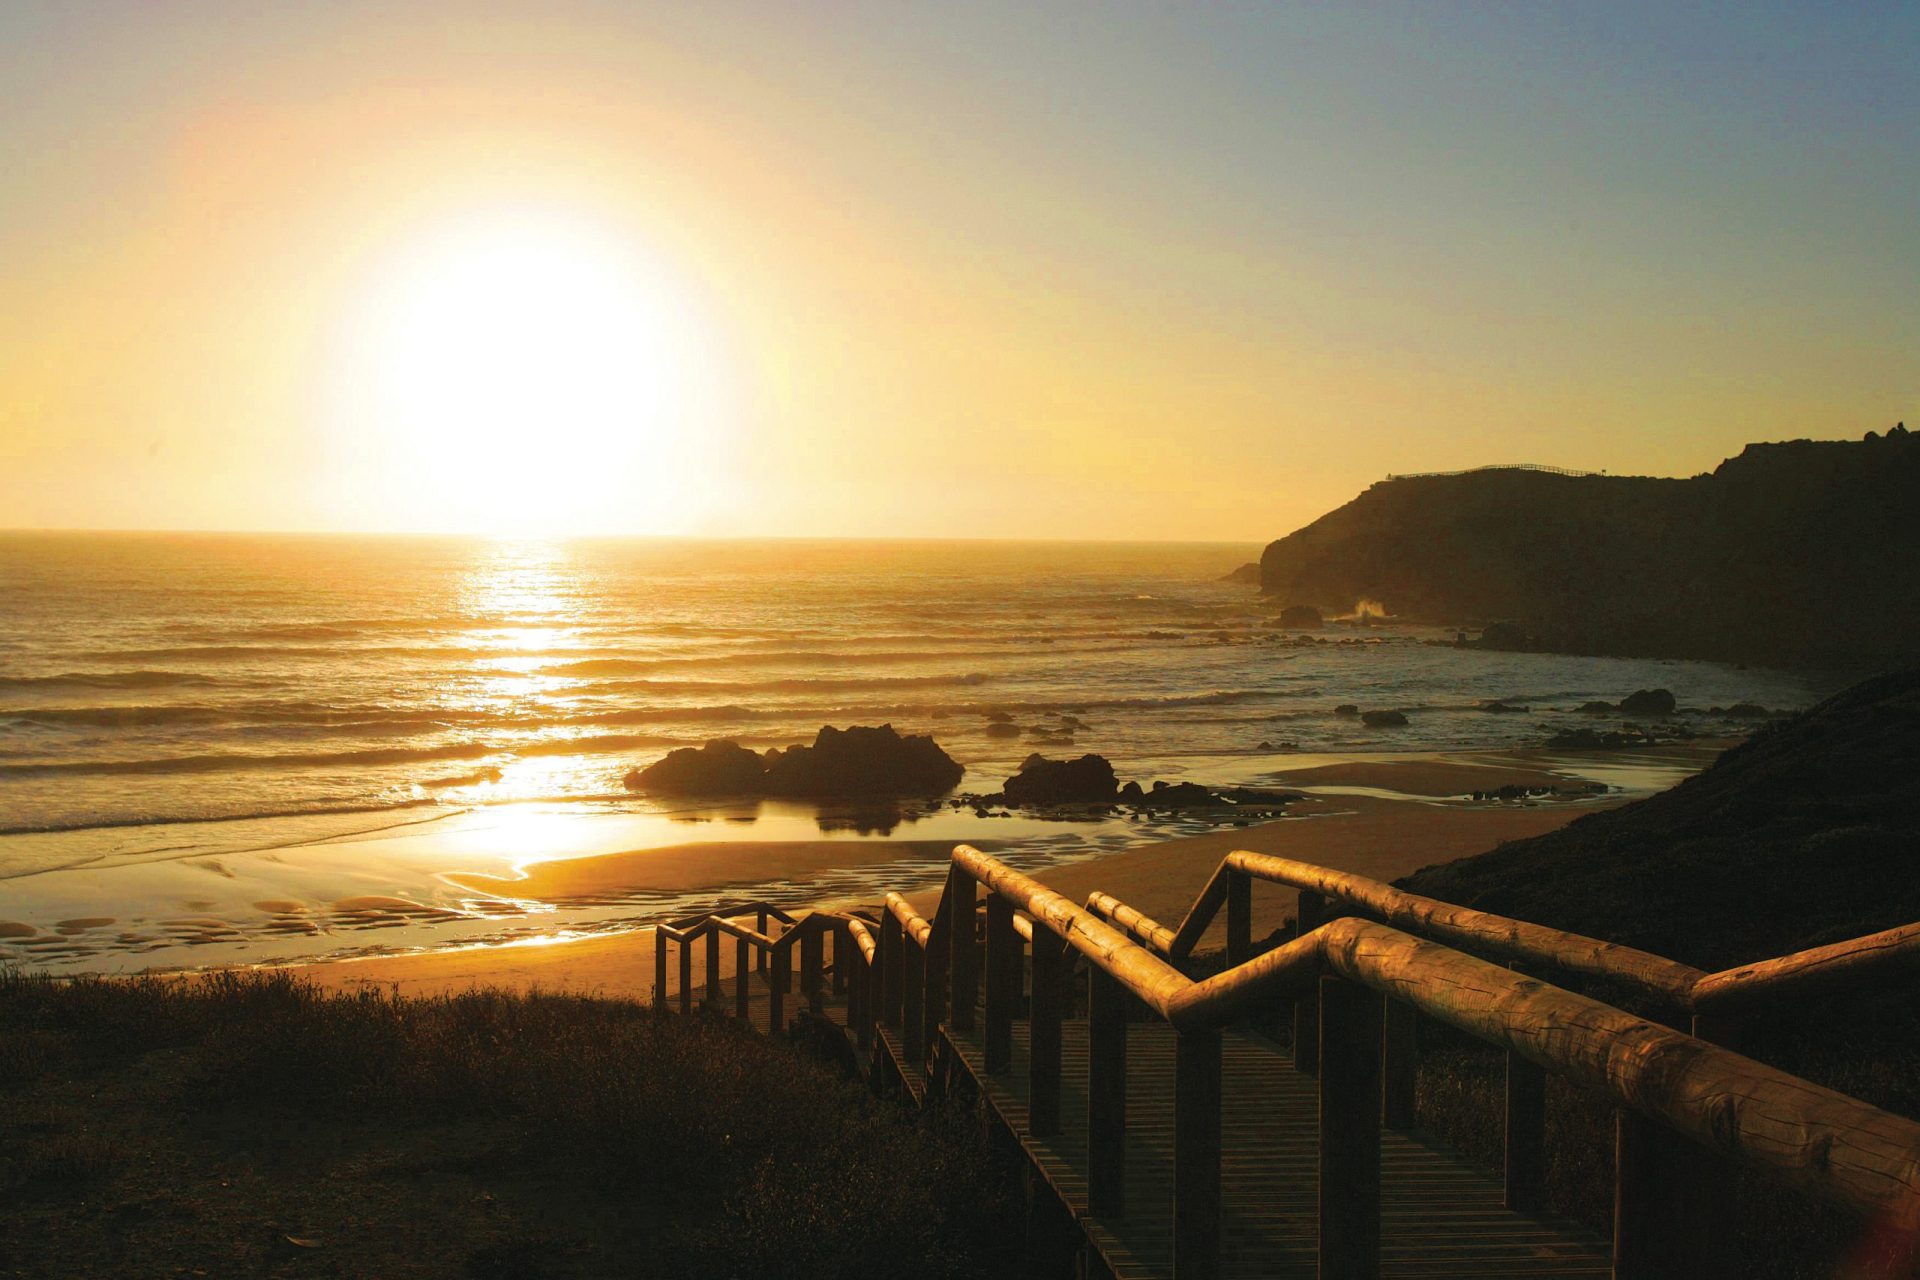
left=0, top=532, right=1834, bottom=971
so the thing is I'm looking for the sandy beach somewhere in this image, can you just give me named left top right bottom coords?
left=297, top=747, right=1711, bottom=999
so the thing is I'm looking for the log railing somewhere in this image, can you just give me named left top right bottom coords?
left=1142, top=849, right=1920, bottom=1029
left=1087, top=849, right=1920, bottom=1270
left=651, top=850, right=1920, bottom=1280
left=653, top=901, right=879, bottom=1038
left=883, top=846, right=1920, bottom=1280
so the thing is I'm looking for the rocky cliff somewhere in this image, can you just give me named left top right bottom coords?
left=1258, top=428, right=1920, bottom=666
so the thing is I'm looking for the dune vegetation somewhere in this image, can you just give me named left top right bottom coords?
left=0, top=970, right=1021, bottom=1279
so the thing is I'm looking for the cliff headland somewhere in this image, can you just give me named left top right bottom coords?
left=1258, top=428, right=1920, bottom=666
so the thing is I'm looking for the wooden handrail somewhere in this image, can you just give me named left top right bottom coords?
left=1693, top=921, right=1920, bottom=1015
left=649, top=845, right=1920, bottom=1277
left=1167, top=851, right=1703, bottom=1003
left=1147, top=849, right=1920, bottom=1019
left=947, top=845, right=1920, bottom=1223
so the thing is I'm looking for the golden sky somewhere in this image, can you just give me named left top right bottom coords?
left=2, top=3, right=1915, bottom=539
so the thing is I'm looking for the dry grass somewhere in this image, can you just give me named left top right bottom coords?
left=0, top=968, right=1020, bottom=1279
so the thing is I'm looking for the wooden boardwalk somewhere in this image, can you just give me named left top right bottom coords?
left=650, top=852, right=1920, bottom=1278
left=668, top=969, right=1610, bottom=1278
left=945, top=1019, right=1610, bottom=1279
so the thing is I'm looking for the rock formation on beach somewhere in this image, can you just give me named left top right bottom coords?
left=1258, top=429, right=1920, bottom=666
left=625, top=724, right=963, bottom=798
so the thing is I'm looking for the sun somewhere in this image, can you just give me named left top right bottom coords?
left=330, top=208, right=731, bottom=535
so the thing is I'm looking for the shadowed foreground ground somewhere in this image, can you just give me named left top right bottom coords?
left=0, top=971, right=1020, bottom=1280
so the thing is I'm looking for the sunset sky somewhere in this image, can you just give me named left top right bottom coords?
left=2, top=2, right=1915, bottom=540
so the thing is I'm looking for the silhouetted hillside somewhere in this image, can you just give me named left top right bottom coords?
left=1259, top=429, right=1920, bottom=666
left=1399, top=667, right=1920, bottom=970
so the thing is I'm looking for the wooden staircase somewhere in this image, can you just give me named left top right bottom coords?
left=654, top=848, right=1920, bottom=1279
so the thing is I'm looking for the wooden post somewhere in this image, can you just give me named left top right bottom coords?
left=1227, top=871, right=1252, bottom=966
left=1174, top=1027, right=1223, bottom=1280
left=950, top=870, right=979, bottom=1032
left=768, top=943, right=788, bottom=1034
left=1087, top=966, right=1128, bottom=1218
left=985, top=893, right=1018, bottom=1072
left=880, top=911, right=902, bottom=1027
left=802, top=927, right=824, bottom=1014
left=678, top=932, right=693, bottom=1016
left=924, top=917, right=949, bottom=1055
left=1505, top=1048, right=1547, bottom=1212
left=1381, top=998, right=1417, bottom=1131
left=1294, top=891, right=1325, bottom=1075
left=1502, top=962, right=1547, bottom=1211
left=756, top=906, right=769, bottom=974
left=735, top=935, right=750, bottom=1022
left=1615, top=1095, right=1736, bottom=1278
left=902, top=935, right=926, bottom=1065
left=854, top=951, right=874, bottom=1053
left=653, top=929, right=668, bottom=1010
left=705, top=928, right=722, bottom=1006
left=1029, top=929, right=1066, bottom=1136
left=1319, top=978, right=1382, bottom=1280
left=832, top=923, right=848, bottom=995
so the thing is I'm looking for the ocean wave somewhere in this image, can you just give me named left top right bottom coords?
left=0, top=730, right=693, bottom=780
left=0, top=670, right=223, bottom=692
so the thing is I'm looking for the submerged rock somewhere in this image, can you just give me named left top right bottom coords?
left=1361, top=709, right=1409, bottom=728
left=1002, top=753, right=1119, bottom=806
left=1334, top=704, right=1360, bottom=717
left=624, top=740, right=766, bottom=795
left=1278, top=604, right=1323, bottom=629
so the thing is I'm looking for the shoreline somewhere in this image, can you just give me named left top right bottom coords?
left=291, top=743, right=1721, bottom=999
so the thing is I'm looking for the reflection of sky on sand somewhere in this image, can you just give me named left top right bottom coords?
left=0, top=798, right=1175, bottom=975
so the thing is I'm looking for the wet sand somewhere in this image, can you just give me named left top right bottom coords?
left=445, top=838, right=991, bottom=903
left=298, top=784, right=1627, bottom=999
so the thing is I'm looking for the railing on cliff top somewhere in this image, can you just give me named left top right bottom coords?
left=1383, top=462, right=1603, bottom=480
left=657, top=848, right=1920, bottom=1280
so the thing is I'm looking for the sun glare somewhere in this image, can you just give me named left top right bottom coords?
left=331, top=209, right=730, bottom=535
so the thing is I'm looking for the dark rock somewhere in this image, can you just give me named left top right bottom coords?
left=1544, top=727, right=1652, bottom=750
left=1136, top=781, right=1215, bottom=809
left=1278, top=604, right=1323, bottom=629
left=1479, top=700, right=1530, bottom=714
left=984, top=721, right=1022, bottom=738
left=1361, top=709, right=1408, bottom=728
left=1003, top=754, right=1119, bottom=805
left=1618, top=689, right=1677, bottom=717
left=761, top=724, right=964, bottom=798
left=1474, top=621, right=1535, bottom=652
left=1723, top=702, right=1771, bottom=718
left=1118, top=780, right=1145, bottom=802
left=1577, top=701, right=1615, bottom=715
left=624, top=740, right=767, bottom=795
left=985, top=710, right=1014, bottom=723
left=1221, top=562, right=1263, bottom=585
left=1334, top=704, right=1360, bottom=717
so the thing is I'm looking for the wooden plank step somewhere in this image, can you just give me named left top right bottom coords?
left=944, top=1018, right=1611, bottom=1280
